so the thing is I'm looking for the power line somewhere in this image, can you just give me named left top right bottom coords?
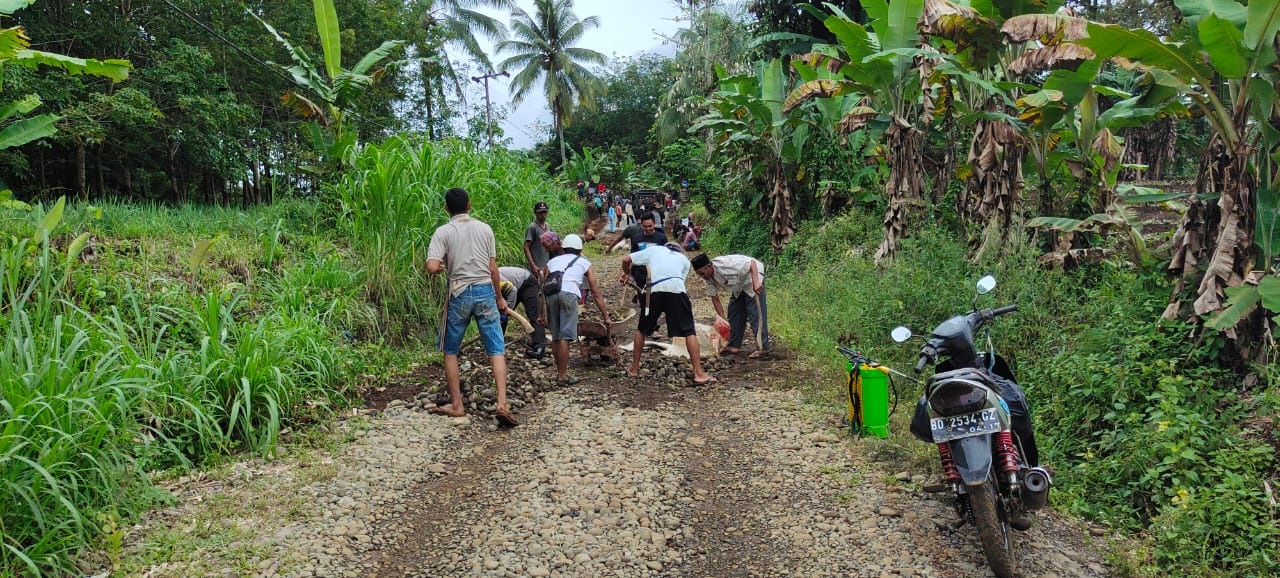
left=158, top=0, right=394, bottom=133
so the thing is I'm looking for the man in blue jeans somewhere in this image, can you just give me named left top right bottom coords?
left=425, top=187, right=518, bottom=427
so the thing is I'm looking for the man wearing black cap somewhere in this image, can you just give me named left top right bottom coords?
left=692, top=253, right=770, bottom=358
left=522, top=201, right=553, bottom=358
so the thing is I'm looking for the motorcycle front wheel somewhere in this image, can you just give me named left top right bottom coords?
left=970, top=476, right=1016, bottom=577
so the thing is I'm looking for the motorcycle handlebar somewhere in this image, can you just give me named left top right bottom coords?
left=914, top=356, right=929, bottom=373
left=991, top=304, right=1018, bottom=316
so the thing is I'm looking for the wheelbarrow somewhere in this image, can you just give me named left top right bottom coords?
left=576, top=308, right=636, bottom=365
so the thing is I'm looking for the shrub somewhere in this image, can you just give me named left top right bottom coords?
left=745, top=203, right=1279, bottom=575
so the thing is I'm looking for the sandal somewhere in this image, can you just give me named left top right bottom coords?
left=748, top=349, right=771, bottom=359
left=494, top=407, right=520, bottom=428
left=555, top=376, right=581, bottom=386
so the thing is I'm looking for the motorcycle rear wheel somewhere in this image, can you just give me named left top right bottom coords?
left=970, top=477, right=1016, bottom=577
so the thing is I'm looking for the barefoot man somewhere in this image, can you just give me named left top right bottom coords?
left=622, top=243, right=715, bottom=385
left=425, top=187, right=518, bottom=427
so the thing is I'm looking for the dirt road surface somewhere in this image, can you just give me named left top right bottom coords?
left=107, top=242, right=1110, bottom=578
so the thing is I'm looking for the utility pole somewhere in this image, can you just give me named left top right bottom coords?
left=471, top=70, right=509, bottom=148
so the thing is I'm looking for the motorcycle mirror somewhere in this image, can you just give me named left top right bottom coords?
left=976, top=275, right=997, bottom=295
left=891, top=326, right=913, bottom=343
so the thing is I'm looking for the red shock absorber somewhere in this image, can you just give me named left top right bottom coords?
left=937, top=443, right=962, bottom=482
left=996, top=431, right=1020, bottom=473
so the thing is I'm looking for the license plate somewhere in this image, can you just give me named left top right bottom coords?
left=930, top=408, right=1002, bottom=442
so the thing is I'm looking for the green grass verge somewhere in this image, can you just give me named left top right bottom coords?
left=749, top=205, right=1278, bottom=577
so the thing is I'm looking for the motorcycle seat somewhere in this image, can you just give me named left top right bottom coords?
left=926, top=367, right=995, bottom=391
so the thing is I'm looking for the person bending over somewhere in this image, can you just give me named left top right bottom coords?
left=691, top=253, right=771, bottom=358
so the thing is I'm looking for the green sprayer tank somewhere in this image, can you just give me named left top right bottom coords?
left=846, top=363, right=890, bottom=438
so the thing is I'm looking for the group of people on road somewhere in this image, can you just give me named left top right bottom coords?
left=424, top=187, right=771, bottom=426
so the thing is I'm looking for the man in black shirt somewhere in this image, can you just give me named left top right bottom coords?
left=606, top=212, right=668, bottom=317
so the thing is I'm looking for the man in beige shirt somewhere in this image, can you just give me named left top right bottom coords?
left=425, top=187, right=518, bottom=427
left=691, top=253, right=771, bottom=358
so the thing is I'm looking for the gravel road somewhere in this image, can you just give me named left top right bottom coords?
left=109, top=246, right=1111, bottom=578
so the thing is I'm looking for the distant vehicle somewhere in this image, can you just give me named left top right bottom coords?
left=631, top=189, right=661, bottom=210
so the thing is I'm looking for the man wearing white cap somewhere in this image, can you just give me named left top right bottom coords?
left=544, top=234, right=611, bottom=385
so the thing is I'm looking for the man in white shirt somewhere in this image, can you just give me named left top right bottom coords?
left=622, top=243, right=715, bottom=384
left=544, top=234, right=611, bottom=385
left=691, top=253, right=770, bottom=358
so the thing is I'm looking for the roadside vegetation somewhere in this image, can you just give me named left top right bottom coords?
left=0, top=142, right=579, bottom=575
left=2, top=0, right=1278, bottom=576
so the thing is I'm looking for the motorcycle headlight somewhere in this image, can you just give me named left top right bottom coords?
left=928, top=381, right=988, bottom=416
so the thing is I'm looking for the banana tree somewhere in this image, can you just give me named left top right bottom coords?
left=917, top=0, right=1064, bottom=261
left=783, top=0, right=928, bottom=263
left=0, top=0, right=130, bottom=153
left=560, top=146, right=613, bottom=189
left=691, top=58, right=810, bottom=250
left=1076, top=0, right=1280, bottom=350
left=249, top=0, right=405, bottom=166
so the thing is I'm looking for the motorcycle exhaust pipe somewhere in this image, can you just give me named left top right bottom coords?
left=1021, top=466, right=1052, bottom=510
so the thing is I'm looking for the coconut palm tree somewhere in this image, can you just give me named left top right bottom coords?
left=655, top=1, right=752, bottom=146
left=417, top=0, right=515, bottom=139
left=496, top=0, right=606, bottom=166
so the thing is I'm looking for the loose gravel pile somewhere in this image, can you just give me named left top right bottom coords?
left=114, top=376, right=1110, bottom=578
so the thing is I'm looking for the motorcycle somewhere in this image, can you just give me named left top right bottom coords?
left=891, top=275, right=1051, bottom=578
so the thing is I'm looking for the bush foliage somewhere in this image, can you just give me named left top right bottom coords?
left=748, top=206, right=1278, bottom=576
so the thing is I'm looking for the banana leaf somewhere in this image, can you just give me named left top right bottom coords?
left=0, top=113, right=57, bottom=150
left=312, top=0, right=341, bottom=80
left=11, top=50, right=130, bottom=82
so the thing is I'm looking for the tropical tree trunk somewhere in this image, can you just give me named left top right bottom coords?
left=121, top=161, right=132, bottom=196
left=1164, top=130, right=1257, bottom=340
left=933, top=124, right=957, bottom=208
left=1120, top=117, right=1176, bottom=181
left=96, top=145, right=106, bottom=198
left=75, top=143, right=87, bottom=200
left=555, top=111, right=566, bottom=167
left=768, top=161, right=795, bottom=250
left=424, top=74, right=436, bottom=141
left=264, top=149, right=274, bottom=204
left=874, top=119, right=925, bottom=264
left=965, top=113, right=1026, bottom=261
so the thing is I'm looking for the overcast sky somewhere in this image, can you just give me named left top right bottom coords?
left=465, top=0, right=687, bottom=149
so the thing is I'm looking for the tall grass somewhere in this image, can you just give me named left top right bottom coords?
left=330, top=136, right=581, bottom=329
left=0, top=228, right=154, bottom=575
left=0, top=141, right=577, bottom=573
left=0, top=198, right=357, bottom=575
